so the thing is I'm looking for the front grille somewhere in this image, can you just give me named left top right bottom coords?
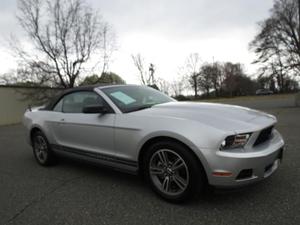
left=253, top=126, right=274, bottom=146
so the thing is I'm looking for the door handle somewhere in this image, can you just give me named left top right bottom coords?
left=60, top=118, right=65, bottom=122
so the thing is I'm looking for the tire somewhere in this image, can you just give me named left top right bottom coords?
left=32, top=130, right=56, bottom=166
left=143, top=140, right=206, bottom=202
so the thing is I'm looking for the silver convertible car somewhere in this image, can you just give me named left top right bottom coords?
left=23, top=84, right=284, bottom=202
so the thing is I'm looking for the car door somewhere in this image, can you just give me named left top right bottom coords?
left=51, top=91, right=115, bottom=157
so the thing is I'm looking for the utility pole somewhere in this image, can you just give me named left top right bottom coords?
left=149, top=63, right=155, bottom=85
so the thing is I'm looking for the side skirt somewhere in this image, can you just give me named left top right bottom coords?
left=51, top=144, right=139, bottom=175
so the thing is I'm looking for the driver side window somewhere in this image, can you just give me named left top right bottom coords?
left=53, top=91, right=105, bottom=113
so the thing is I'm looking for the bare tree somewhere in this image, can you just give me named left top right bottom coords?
left=1, top=64, right=52, bottom=87
left=0, top=65, right=64, bottom=103
left=222, top=63, right=246, bottom=96
left=250, top=0, right=300, bottom=78
left=10, top=0, right=115, bottom=88
left=80, top=72, right=125, bottom=86
left=198, top=64, right=214, bottom=97
left=131, top=54, right=146, bottom=84
left=170, top=76, right=187, bottom=97
left=209, top=62, right=224, bottom=96
left=197, top=62, right=224, bottom=97
left=184, top=53, right=202, bottom=98
left=156, top=77, right=171, bottom=95
left=131, top=53, right=155, bottom=85
left=99, top=23, right=117, bottom=75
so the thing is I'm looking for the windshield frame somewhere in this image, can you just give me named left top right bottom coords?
left=100, top=85, right=175, bottom=113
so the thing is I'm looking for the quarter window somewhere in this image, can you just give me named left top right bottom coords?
left=53, top=98, right=63, bottom=112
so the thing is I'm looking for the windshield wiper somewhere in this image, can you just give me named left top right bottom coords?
left=126, top=104, right=154, bottom=113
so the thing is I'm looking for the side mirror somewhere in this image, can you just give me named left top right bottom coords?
left=82, top=105, right=108, bottom=114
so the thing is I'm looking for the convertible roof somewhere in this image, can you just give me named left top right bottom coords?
left=43, top=84, right=110, bottom=110
left=43, top=84, right=139, bottom=111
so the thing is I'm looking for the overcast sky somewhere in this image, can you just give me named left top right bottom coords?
left=0, top=0, right=274, bottom=84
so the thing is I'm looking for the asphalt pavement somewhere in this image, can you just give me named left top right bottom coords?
left=0, top=101, right=299, bottom=225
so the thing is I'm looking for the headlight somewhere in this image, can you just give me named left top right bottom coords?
left=220, top=133, right=252, bottom=150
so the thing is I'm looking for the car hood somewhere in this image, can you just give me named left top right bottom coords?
left=136, top=102, right=276, bottom=133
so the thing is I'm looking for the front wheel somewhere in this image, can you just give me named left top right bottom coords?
left=144, top=141, right=206, bottom=202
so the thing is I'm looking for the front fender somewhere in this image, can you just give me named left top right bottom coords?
left=138, top=130, right=210, bottom=169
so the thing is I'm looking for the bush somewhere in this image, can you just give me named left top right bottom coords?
left=174, top=95, right=191, bottom=101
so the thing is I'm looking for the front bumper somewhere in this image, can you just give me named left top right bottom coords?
left=202, top=129, right=284, bottom=187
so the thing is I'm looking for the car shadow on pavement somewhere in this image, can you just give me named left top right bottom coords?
left=54, top=155, right=275, bottom=206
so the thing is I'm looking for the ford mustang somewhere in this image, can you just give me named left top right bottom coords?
left=23, top=84, right=284, bottom=202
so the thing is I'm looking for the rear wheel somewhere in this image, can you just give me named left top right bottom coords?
left=144, top=141, right=206, bottom=202
left=32, top=130, right=56, bottom=166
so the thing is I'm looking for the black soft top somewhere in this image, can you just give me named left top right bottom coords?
left=43, top=85, right=102, bottom=111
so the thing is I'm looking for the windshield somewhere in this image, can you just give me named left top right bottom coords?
left=101, top=85, right=175, bottom=113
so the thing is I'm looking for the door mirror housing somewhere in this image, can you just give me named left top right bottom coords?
left=82, top=105, right=108, bottom=114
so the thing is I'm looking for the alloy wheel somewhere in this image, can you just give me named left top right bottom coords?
left=149, top=149, right=189, bottom=196
left=33, top=135, right=48, bottom=164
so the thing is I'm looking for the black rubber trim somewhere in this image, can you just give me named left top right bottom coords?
left=51, top=144, right=138, bottom=167
left=253, top=126, right=274, bottom=147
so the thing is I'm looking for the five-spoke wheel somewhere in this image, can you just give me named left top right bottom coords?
left=32, top=130, right=55, bottom=166
left=144, top=140, right=206, bottom=202
left=149, top=149, right=189, bottom=196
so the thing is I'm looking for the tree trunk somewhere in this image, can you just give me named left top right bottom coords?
left=214, top=84, right=218, bottom=97
left=69, top=77, right=76, bottom=88
left=193, top=77, right=198, bottom=98
left=298, top=0, right=300, bottom=39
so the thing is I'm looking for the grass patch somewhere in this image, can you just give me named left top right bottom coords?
left=195, top=93, right=296, bottom=103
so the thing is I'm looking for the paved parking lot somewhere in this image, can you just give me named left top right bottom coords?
left=0, top=106, right=300, bottom=225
